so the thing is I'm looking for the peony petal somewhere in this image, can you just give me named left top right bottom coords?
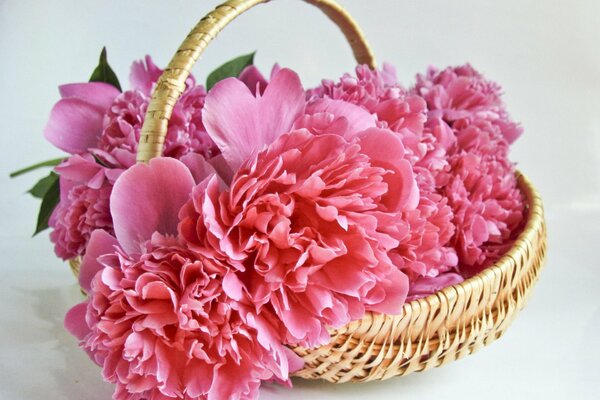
left=284, top=347, right=304, bottom=373
left=367, top=267, right=408, bottom=315
left=238, top=65, right=268, bottom=95
left=179, top=152, right=218, bottom=184
left=64, top=302, right=90, bottom=341
left=58, top=82, right=119, bottom=109
left=305, top=98, right=376, bottom=139
left=357, top=128, right=419, bottom=211
left=44, top=98, right=106, bottom=154
left=129, top=55, right=163, bottom=96
left=207, top=154, right=234, bottom=186
left=79, top=229, right=118, bottom=292
left=203, top=68, right=305, bottom=170
left=222, top=271, right=244, bottom=301
left=54, top=154, right=106, bottom=189
left=407, top=272, right=464, bottom=301
left=110, top=158, right=195, bottom=255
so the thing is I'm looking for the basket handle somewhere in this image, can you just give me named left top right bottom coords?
left=136, top=0, right=376, bottom=163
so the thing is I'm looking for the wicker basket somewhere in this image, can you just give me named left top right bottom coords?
left=71, top=0, right=547, bottom=385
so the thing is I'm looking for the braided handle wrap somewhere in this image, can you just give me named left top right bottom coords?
left=136, top=0, right=376, bottom=163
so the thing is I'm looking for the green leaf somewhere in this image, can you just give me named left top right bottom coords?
left=206, top=52, right=256, bottom=91
left=89, top=47, right=122, bottom=91
left=33, top=173, right=60, bottom=236
left=9, top=157, right=64, bottom=178
left=28, top=172, right=59, bottom=199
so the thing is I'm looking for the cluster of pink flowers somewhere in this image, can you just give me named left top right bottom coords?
left=49, top=57, right=525, bottom=399
left=45, top=57, right=219, bottom=260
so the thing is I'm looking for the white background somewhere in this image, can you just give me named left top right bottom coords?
left=1, top=1, right=599, bottom=399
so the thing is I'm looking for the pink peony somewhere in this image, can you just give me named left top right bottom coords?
left=49, top=154, right=122, bottom=260
left=390, top=191, right=458, bottom=281
left=65, top=158, right=299, bottom=400
left=307, top=63, right=402, bottom=112
left=309, top=65, right=461, bottom=282
left=44, top=56, right=219, bottom=260
left=441, top=121, right=525, bottom=276
left=180, top=68, right=415, bottom=347
left=413, top=64, right=523, bottom=144
left=99, top=57, right=218, bottom=168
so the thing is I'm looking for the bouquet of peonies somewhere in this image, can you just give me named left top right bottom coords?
left=14, top=46, right=526, bottom=399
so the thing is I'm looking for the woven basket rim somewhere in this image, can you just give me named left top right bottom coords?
left=327, top=170, right=543, bottom=336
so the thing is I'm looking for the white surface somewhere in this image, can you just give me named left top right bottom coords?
left=1, top=1, right=599, bottom=399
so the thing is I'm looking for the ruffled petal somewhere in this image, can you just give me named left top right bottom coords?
left=79, top=229, right=119, bottom=292
left=304, top=98, right=376, bottom=139
left=357, top=128, right=419, bottom=211
left=129, top=55, right=163, bottom=96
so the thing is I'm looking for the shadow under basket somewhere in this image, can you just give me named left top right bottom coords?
left=68, top=0, right=547, bottom=386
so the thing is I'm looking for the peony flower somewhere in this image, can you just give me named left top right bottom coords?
left=98, top=88, right=218, bottom=168
left=309, top=65, right=461, bottom=283
left=442, top=152, right=524, bottom=277
left=44, top=56, right=219, bottom=260
left=390, top=191, right=458, bottom=281
left=307, top=63, right=402, bottom=112
left=49, top=154, right=123, bottom=259
left=180, top=68, right=415, bottom=348
left=413, top=64, right=523, bottom=144
left=65, top=158, right=300, bottom=400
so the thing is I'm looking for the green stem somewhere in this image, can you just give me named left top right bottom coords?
left=9, top=157, right=64, bottom=178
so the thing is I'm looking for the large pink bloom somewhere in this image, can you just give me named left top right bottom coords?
left=309, top=65, right=460, bottom=282
left=413, top=64, right=523, bottom=144
left=49, top=154, right=123, bottom=259
left=45, top=56, right=219, bottom=260
left=307, top=63, right=402, bottom=112
left=99, top=84, right=218, bottom=168
left=181, top=69, right=415, bottom=347
left=65, top=158, right=299, bottom=400
left=441, top=121, right=525, bottom=277
left=390, top=191, right=458, bottom=281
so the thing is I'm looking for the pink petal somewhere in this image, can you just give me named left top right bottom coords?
left=222, top=271, right=244, bottom=301
left=44, top=98, right=106, bottom=154
left=367, top=268, right=408, bottom=315
left=207, top=154, right=234, bottom=186
left=64, top=302, right=90, bottom=340
left=110, top=158, right=195, bottom=255
left=203, top=68, right=305, bottom=170
left=357, top=128, right=419, bottom=211
left=54, top=154, right=106, bottom=189
left=238, top=65, right=268, bottom=95
left=381, top=62, right=398, bottom=86
left=58, top=82, right=119, bottom=109
left=305, top=98, right=376, bottom=139
left=129, top=55, right=163, bottom=96
left=79, top=229, right=118, bottom=292
left=407, top=272, right=464, bottom=301
left=179, top=152, right=218, bottom=184
left=284, top=347, right=304, bottom=373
